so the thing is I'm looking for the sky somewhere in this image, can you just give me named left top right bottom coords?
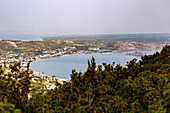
left=0, top=0, right=170, bottom=34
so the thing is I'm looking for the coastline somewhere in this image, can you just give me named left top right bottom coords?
left=30, top=53, right=80, bottom=82
left=30, top=53, right=79, bottom=64
left=30, top=52, right=117, bottom=81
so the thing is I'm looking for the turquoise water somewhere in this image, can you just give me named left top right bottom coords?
left=30, top=50, right=159, bottom=79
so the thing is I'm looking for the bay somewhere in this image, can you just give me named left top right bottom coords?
left=30, top=50, right=159, bottom=80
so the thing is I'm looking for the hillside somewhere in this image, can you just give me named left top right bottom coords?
left=0, top=40, right=66, bottom=55
left=0, top=45, right=169, bottom=112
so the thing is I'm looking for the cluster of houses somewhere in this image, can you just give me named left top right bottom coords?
left=0, top=45, right=115, bottom=64
left=75, top=45, right=116, bottom=54
left=32, top=71, right=68, bottom=90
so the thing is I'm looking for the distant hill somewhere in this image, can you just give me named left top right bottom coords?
left=42, top=33, right=170, bottom=44
left=0, top=40, right=165, bottom=56
left=0, top=40, right=64, bottom=55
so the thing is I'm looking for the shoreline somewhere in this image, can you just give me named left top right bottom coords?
left=30, top=49, right=161, bottom=81
left=30, top=51, right=118, bottom=64
left=30, top=53, right=79, bottom=64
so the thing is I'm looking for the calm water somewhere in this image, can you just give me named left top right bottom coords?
left=0, top=33, right=42, bottom=41
left=30, top=50, right=159, bottom=79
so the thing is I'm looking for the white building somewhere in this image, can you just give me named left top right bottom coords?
left=88, top=47, right=100, bottom=51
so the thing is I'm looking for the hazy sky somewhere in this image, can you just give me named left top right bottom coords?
left=0, top=0, right=170, bottom=34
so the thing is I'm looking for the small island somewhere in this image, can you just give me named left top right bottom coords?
left=125, top=50, right=146, bottom=56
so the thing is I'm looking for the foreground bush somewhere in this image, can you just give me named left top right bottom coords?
left=0, top=99, right=20, bottom=113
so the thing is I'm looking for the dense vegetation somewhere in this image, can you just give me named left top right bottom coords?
left=0, top=45, right=169, bottom=112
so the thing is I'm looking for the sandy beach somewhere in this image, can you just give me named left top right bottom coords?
left=30, top=53, right=80, bottom=64
left=30, top=52, right=117, bottom=64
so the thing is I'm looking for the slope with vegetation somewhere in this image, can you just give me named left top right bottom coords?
left=0, top=45, right=169, bottom=112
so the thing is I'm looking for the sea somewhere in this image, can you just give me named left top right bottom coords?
left=0, top=33, right=42, bottom=41
left=0, top=32, right=59, bottom=41
left=30, top=50, right=159, bottom=80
